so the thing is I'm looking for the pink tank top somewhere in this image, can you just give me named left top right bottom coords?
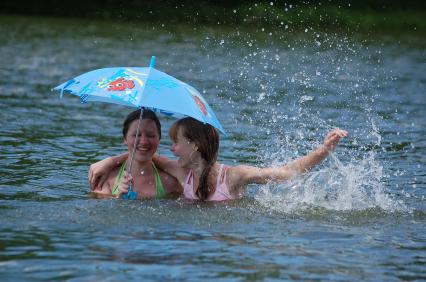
left=183, top=164, right=235, bottom=201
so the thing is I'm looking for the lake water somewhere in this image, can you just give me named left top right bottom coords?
left=0, top=15, right=425, bottom=281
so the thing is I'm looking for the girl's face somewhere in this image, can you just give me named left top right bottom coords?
left=170, top=128, right=197, bottom=168
left=124, top=119, right=160, bottom=163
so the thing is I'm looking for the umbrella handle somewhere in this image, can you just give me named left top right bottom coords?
left=149, top=56, right=156, bottom=68
left=121, top=183, right=138, bottom=200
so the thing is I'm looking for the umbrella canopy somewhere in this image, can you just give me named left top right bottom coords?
left=53, top=56, right=225, bottom=134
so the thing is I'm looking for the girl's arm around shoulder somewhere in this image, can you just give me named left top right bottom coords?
left=90, top=167, right=120, bottom=198
left=88, top=152, right=128, bottom=190
left=152, top=154, right=188, bottom=185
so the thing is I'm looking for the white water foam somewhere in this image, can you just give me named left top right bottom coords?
left=254, top=151, right=408, bottom=213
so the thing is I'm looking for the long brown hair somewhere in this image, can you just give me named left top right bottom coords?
left=169, top=118, right=219, bottom=200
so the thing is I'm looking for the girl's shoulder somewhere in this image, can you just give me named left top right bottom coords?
left=219, top=164, right=243, bottom=185
left=107, top=166, right=122, bottom=183
left=158, top=169, right=184, bottom=194
left=98, top=166, right=121, bottom=193
left=220, top=165, right=248, bottom=197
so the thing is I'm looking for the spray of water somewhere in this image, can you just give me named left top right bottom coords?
left=195, top=3, right=411, bottom=213
left=254, top=149, right=407, bottom=213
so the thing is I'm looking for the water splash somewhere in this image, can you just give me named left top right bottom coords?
left=194, top=9, right=417, bottom=215
left=254, top=151, right=408, bottom=213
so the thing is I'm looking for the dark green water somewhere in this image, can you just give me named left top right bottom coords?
left=0, top=15, right=425, bottom=281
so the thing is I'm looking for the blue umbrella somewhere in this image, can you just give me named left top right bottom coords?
left=54, top=56, right=224, bottom=134
left=53, top=56, right=225, bottom=200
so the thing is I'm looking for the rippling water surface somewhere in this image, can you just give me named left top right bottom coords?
left=0, top=16, right=425, bottom=281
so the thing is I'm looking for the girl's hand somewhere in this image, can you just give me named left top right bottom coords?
left=88, top=157, right=115, bottom=190
left=323, top=128, right=348, bottom=152
left=117, top=171, right=133, bottom=197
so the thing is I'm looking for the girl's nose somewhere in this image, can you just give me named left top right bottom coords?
left=137, top=135, right=148, bottom=145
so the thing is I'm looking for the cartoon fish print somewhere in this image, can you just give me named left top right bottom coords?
left=107, top=78, right=135, bottom=91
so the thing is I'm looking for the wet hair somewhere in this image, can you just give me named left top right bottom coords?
left=123, top=109, right=161, bottom=139
left=169, top=117, right=219, bottom=201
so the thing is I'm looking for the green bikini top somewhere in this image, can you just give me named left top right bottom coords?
left=111, top=162, right=166, bottom=199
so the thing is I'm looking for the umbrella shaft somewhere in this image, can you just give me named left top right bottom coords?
left=127, top=108, right=144, bottom=180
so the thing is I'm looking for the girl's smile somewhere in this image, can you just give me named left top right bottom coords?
left=125, top=119, right=160, bottom=162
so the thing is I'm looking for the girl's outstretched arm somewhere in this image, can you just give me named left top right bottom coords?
left=88, top=153, right=128, bottom=190
left=288, top=128, right=347, bottom=174
left=229, top=128, right=348, bottom=187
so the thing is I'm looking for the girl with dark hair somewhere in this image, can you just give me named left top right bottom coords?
left=90, top=117, right=347, bottom=201
left=91, top=109, right=182, bottom=199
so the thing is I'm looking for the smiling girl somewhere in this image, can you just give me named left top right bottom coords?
left=90, top=117, right=347, bottom=201
left=91, top=109, right=181, bottom=199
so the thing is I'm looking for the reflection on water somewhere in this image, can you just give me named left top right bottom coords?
left=0, top=15, right=425, bottom=281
